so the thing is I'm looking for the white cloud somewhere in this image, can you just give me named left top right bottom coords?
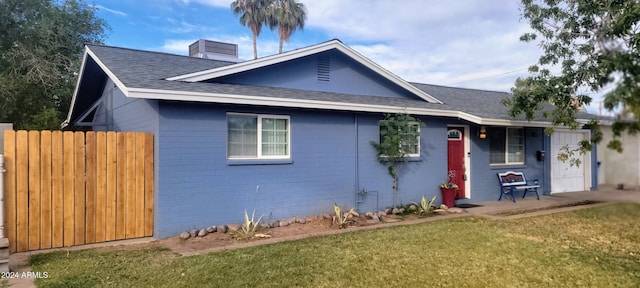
left=158, top=39, right=198, bottom=54
left=182, top=0, right=230, bottom=8
left=94, top=5, right=127, bottom=17
left=116, top=0, right=548, bottom=92
left=164, top=18, right=201, bottom=33
left=299, top=0, right=541, bottom=91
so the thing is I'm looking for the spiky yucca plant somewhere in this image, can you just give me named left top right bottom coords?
left=333, top=203, right=355, bottom=229
left=233, top=210, right=264, bottom=240
left=412, top=195, right=436, bottom=216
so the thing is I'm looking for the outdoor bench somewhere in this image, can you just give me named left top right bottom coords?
left=497, top=171, right=540, bottom=202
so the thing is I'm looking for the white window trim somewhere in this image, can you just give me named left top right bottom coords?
left=227, top=112, right=291, bottom=160
left=490, top=127, right=525, bottom=166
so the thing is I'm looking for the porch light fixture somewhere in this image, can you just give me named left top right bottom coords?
left=479, top=126, right=487, bottom=139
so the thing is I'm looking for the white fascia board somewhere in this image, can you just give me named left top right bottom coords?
left=63, top=48, right=91, bottom=127
left=166, top=40, right=443, bottom=104
left=127, top=87, right=554, bottom=127
left=85, top=47, right=129, bottom=94
left=450, top=112, right=553, bottom=127
left=476, top=118, right=555, bottom=127
left=129, top=87, right=453, bottom=116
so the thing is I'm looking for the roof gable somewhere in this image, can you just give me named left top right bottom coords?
left=166, top=40, right=443, bottom=104
left=208, top=50, right=423, bottom=100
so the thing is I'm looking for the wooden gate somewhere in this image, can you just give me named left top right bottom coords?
left=3, top=131, right=154, bottom=252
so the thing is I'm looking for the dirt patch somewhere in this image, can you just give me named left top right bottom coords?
left=93, top=213, right=443, bottom=256
left=160, top=218, right=336, bottom=254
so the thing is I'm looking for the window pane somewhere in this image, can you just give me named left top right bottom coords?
left=262, top=118, right=288, bottom=156
left=380, top=123, right=420, bottom=156
left=507, top=128, right=524, bottom=163
left=228, top=115, right=257, bottom=157
left=401, top=125, right=419, bottom=155
left=489, top=127, right=506, bottom=164
left=448, top=129, right=461, bottom=140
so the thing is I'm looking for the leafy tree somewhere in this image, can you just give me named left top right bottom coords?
left=231, top=0, right=272, bottom=59
left=506, top=0, right=640, bottom=154
left=0, top=0, right=107, bottom=130
left=267, top=0, right=306, bottom=54
left=370, top=113, right=423, bottom=209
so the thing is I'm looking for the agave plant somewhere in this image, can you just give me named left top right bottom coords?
left=412, top=195, right=436, bottom=216
left=333, top=203, right=355, bottom=229
left=233, top=209, right=264, bottom=240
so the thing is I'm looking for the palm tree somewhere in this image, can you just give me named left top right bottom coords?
left=268, top=0, right=306, bottom=54
left=231, top=0, right=272, bottom=59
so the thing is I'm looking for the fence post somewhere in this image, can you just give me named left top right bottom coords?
left=0, top=154, right=8, bottom=272
left=0, top=154, right=4, bottom=239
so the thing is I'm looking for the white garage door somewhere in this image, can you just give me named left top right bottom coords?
left=550, top=130, right=592, bottom=193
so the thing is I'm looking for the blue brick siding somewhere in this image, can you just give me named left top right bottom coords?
left=356, top=115, right=448, bottom=212
left=155, top=102, right=358, bottom=237
left=466, top=126, right=547, bottom=202
left=215, top=50, right=421, bottom=100
left=151, top=102, right=551, bottom=237
left=93, top=91, right=551, bottom=238
left=94, top=91, right=551, bottom=238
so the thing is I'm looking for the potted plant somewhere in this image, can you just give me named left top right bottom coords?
left=440, top=170, right=458, bottom=208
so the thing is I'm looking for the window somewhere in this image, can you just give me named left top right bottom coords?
left=447, top=129, right=462, bottom=140
left=379, top=122, right=421, bottom=157
left=227, top=113, right=290, bottom=159
left=489, top=127, right=524, bottom=165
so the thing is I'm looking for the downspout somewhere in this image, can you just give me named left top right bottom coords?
left=108, top=83, right=115, bottom=130
left=544, top=132, right=551, bottom=194
left=542, top=129, right=546, bottom=195
left=354, top=114, right=360, bottom=212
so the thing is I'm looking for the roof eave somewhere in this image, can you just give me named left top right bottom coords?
left=63, top=46, right=131, bottom=129
left=127, top=87, right=555, bottom=127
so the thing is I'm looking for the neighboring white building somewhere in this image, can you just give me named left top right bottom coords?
left=0, top=123, right=13, bottom=154
left=597, top=124, right=640, bottom=189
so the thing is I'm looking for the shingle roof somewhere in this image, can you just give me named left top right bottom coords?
left=74, top=44, right=595, bottom=125
left=411, top=83, right=540, bottom=121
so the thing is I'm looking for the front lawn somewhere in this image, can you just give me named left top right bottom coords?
left=31, top=203, right=640, bottom=287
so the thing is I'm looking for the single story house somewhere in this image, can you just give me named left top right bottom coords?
left=63, top=39, right=598, bottom=238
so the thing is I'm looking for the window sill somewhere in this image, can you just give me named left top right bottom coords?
left=378, top=156, right=422, bottom=162
left=490, top=163, right=526, bottom=170
left=226, top=159, right=293, bottom=166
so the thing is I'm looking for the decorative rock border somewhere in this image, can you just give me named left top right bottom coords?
left=177, top=206, right=466, bottom=241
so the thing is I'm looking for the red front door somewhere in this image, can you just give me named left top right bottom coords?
left=447, top=127, right=466, bottom=198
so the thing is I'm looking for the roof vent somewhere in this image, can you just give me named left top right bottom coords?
left=189, top=39, right=243, bottom=62
left=317, top=56, right=330, bottom=82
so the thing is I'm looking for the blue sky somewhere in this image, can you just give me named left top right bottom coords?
left=91, top=0, right=606, bottom=115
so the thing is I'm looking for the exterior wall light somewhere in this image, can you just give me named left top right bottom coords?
left=479, top=126, right=487, bottom=139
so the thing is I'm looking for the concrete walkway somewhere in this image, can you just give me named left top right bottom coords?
left=465, top=185, right=640, bottom=216
left=6, top=185, right=640, bottom=287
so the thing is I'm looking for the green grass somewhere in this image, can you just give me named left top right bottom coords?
left=32, top=203, right=640, bottom=287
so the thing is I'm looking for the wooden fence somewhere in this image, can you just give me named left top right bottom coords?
left=3, top=131, right=154, bottom=252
